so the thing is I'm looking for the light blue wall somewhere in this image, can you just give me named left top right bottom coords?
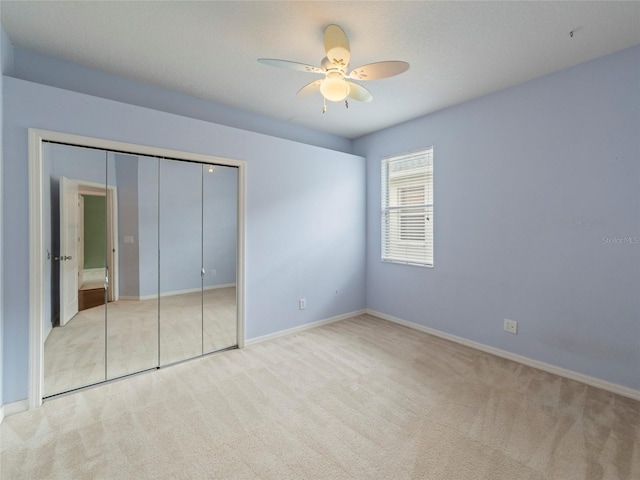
left=0, top=26, right=6, bottom=408
left=158, top=160, right=237, bottom=293
left=243, top=134, right=366, bottom=337
left=1, top=25, right=12, bottom=76
left=114, top=153, right=140, bottom=298
left=0, top=22, right=13, bottom=408
left=2, top=77, right=366, bottom=403
left=203, top=165, right=238, bottom=288
left=354, top=45, right=640, bottom=391
left=137, top=156, right=159, bottom=298
left=159, top=159, right=202, bottom=294
left=11, top=48, right=352, bottom=154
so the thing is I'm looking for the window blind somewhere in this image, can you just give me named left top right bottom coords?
left=381, top=147, right=433, bottom=267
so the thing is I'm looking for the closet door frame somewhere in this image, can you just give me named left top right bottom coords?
left=28, top=128, right=246, bottom=409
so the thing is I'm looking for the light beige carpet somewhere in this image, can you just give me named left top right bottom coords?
left=2, top=314, right=639, bottom=479
left=44, top=287, right=237, bottom=397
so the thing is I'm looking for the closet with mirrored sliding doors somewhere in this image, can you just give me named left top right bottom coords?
left=42, top=141, right=240, bottom=398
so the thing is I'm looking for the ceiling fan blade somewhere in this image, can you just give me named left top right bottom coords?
left=347, top=82, right=373, bottom=102
left=324, top=24, right=350, bottom=70
left=258, top=58, right=323, bottom=74
left=296, top=79, right=323, bottom=98
left=348, top=61, right=410, bottom=81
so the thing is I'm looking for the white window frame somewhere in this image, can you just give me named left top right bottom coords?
left=381, top=147, right=433, bottom=267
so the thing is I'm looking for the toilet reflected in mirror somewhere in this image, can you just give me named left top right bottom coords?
left=42, top=141, right=239, bottom=397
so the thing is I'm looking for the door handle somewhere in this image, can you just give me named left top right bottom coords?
left=54, top=255, right=73, bottom=261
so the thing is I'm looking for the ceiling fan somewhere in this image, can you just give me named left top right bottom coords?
left=258, top=24, right=410, bottom=113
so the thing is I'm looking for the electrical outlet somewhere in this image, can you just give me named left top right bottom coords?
left=211, top=269, right=216, bottom=276
left=299, top=298, right=306, bottom=310
left=504, top=319, right=518, bottom=334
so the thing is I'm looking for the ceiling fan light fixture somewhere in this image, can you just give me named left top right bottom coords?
left=258, top=24, right=409, bottom=111
left=320, top=71, right=350, bottom=102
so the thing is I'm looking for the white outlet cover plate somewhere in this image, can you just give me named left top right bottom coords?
left=504, top=319, right=517, bottom=334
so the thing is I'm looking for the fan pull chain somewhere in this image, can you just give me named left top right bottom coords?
left=345, top=81, right=349, bottom=109
left=322, top=97, right=327, bottom=114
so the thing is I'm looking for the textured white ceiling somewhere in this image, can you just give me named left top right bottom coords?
left=2, top=1, right=639, bottom=139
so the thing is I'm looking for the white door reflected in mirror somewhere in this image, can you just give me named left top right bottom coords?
left=59, top=176, right=79, bottom=326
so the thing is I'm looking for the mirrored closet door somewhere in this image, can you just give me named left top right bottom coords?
left=106, top=153, right=160, bottom=380
left=203, top=164, right=238, bottom=354
left=159, top=159, right=204, bottom=365
left=42, top=142, right=239, bottom=398
left=43, top=143, right=109, bottom=396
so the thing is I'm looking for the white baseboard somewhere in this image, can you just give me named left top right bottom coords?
left=0, top=399, right=30, bottom=422
left=246, top=309, right=367, bottom=346
left=120, top=283, right=236, bottom=301
left=366, top=309, right=640, bottom=401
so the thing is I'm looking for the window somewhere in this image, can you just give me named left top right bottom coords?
left=381, top=147, right=433, bottom=267
left=398, top=187, right=426, bottom=241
